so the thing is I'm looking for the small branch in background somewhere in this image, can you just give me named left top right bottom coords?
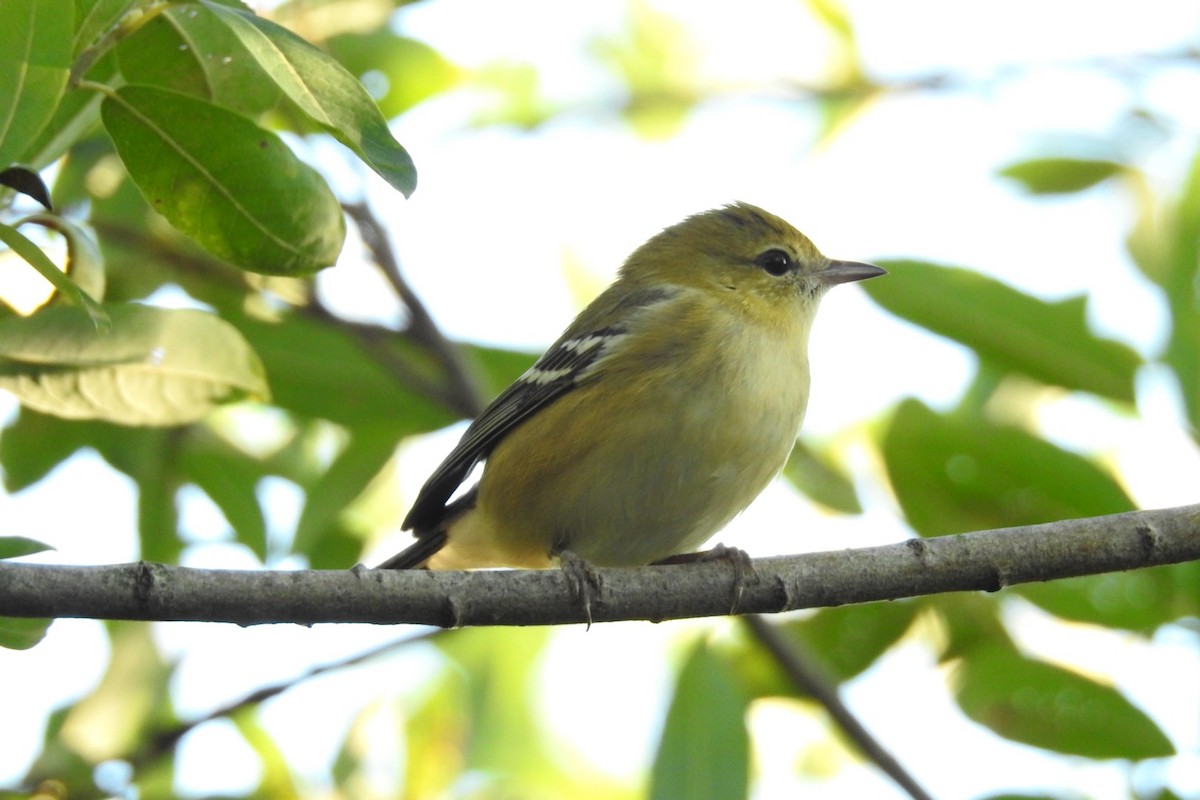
left=745, top=615, right=936, bottom=800
left=343, top=201, right=486, bottom=417
left=132, top=629, right=447, bottom=769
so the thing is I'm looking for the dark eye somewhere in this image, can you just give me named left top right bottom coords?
left=755, top=249, right=793, bottom=276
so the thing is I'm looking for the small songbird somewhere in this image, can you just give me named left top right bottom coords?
left=379, top=202, right=884, bottom=571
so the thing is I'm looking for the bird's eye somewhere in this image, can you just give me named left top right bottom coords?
left=755, top=249, right=793, bottom=276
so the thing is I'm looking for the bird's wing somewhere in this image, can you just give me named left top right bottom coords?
left=401, top=286, right=676, bottom=534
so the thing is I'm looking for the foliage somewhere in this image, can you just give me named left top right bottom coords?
left=1, top=1, right=1198, bottom=799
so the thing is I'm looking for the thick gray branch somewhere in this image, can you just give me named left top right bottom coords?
left=2, top=504, right=1198, bottom=627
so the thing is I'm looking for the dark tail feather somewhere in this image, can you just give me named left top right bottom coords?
left=376, top=530, right=448, bottom=570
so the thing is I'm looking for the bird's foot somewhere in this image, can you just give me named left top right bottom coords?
left=556, top=549, right=604, bottom=628
left=653, top=543, right=755, bottom=614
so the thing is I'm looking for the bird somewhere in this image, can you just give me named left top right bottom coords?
left=378, top=202, right=885, bottom=572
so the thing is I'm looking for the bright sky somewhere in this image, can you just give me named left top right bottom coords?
left=3, top=0, right=1200, bottom=797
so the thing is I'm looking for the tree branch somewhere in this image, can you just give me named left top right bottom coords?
left=2, top=505, right=1197, bottom=626
left=745, top=615, right=935, bottom=800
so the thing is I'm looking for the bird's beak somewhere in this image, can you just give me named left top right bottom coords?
left=818, top=260, right=887, bottom=285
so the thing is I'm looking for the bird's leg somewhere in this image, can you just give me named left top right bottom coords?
left=554, top=549, right=604, bottom=628
left=652, top=543, right=755, bottom=614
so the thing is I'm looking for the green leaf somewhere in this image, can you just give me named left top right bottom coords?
left=650, top=644, right=749, bottom=800
left=0, top=220, right=107, bottom=325
left=233, top=313, right=453, bottom=433
left=882, top=399, right=1134, bottom=536
left=0, top=303, right=269, bottom=425
left=999, top=157, right=1123, bottom=195
left=293, top=429, right=398, bottom=555
left=204, top=2, right=417, bottom=197
left=782, top=601, right=919, bottom=683
left=25, top=211, right=106, bottom=303
left=954, top=643, right=1173, bottom=759
left=782, top=439, right=861, bottom=514
left=179, top=431, right=269, bottom=560
left=1015, top=563, right=1196, bottom=632
left=0, top=535, right=55, bottom=559
left=115, top=5, right=282, bottom=116
left=0, top=616, right=53, bottom=649
left=0, top=0, right=72, bottom=166
left=325, top=30, right=459, bottom=119
left=865, top=261, right=1141, bottom=402
left=100, top=84, right=345, bottom=276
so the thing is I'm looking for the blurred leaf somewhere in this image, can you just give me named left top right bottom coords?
left=866, top=261, right=1141, bottom=402
left=0, top=303, right=268, bottom=425
left=650, top=643, right=749, bottom=800
left=0, top=165, right=52, bottom=209
left=25, top=211, right=106, bottom=305
left=0, top=0, right=72, bottom=166
left=0, top=409, right=185, bottom=562
left=1016, top=562, right=1200, bottom=632
left=179, top=431, right=269, bottom=560
left=205, top=2, right=418, bottom=197
left=232, top=713, right=301, bottom=799
left=954, top=643, right=1173, bottom=759
left=883, top=399, right=1134, bottom=536
left=0, top=616, right=53, bottom=650
left=60, top=622, right=177, bottom=761
left=293, top=428, right=398, bottom=555
left=591, top=3, right=698, bottom=139
left=101, top=85, right=345, bottom=276
left=782, top=601, right=920, bottom=683
left=115, top=5, right=283, bottom=115
left=467, top=343, right=538, bottom=398
left=0, top=535, right=54, bottom=558
left=782, top=440, right=861, bottom=514
left=999, top=157, right=1123, bottom=195
left=0, top=220, right=107, bottom=324
left=326, top=30, right=459, bottom=119
left=233, top=313, right=453, bottom=433
left=403, top=665, right=470, bottom=798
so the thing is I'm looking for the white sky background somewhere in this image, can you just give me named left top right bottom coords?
left=2, top=0, right=1200, bottom=797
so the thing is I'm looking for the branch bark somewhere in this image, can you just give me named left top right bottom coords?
left=2, top=504, right=1198, bottom=627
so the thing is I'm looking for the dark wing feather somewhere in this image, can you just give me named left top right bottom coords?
left=401, top=324, right=626, bottom=532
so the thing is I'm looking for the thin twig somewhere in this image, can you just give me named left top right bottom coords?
left=744, top=614, right=936, bottom=800
left=343, top=201, right=486, bottom=416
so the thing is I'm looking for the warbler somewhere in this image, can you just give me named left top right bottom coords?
left=379, top=202, right=884, bottom=571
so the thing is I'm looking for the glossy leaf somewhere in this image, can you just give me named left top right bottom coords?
left=0, top=0, right=72, bottom=166
left=101, top=85, right=345, bottom=276
left=865, top=261, right=1141, bottom=403
left=115, top=5, right=282, bottom=116
left=954, top=643, right=1173, bottom=759
left=783, top=439, right=862, bottom=514
left=999, top=157, right=1123, bottom=195
left=204, top=2, right=418, bottom=197
left=0, top=303, right=268, bottom=425
left=883, top=399, right=1134, bottom=536
left=650, top=644, right=749, bottom=800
